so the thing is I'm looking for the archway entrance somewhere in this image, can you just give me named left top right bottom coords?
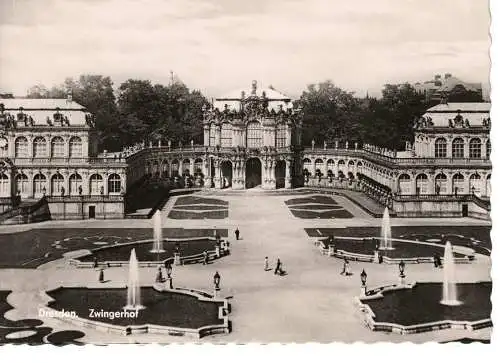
left=220, top=160, right=232, bottom=189
left=275, top=160, right=286, bottom=189
left=245, top=158, right=262, bottom=189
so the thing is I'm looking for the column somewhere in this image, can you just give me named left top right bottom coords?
left=215, top=125, right=221, bottom=146
left=214, top=160, right=221, bottom=189
left=285, top=159, right=292, bottom=189
left=204, top=158, right=212, bottom=187
left=481, top=138, right=487, bottom=159
left=464, top=137, right=470, bottom=159
left=270, top=160, right=276, bottom=189
left=189, top=159, right=195, bottom=176
left=286, top=124, right=291, bottom=147
left=203, top=124, right=210, bottom=146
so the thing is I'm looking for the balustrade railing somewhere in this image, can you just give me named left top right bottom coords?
left=12, top=157, right=126, bottom=166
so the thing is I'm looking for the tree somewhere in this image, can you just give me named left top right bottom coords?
left=446, top=84, right=483, bottom=102
left=297, top=81, right=363, bottom=146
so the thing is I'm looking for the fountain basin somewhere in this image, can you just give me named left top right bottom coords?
left=70, top=237, right=228, bottom=268
left=319, top=237, right=473, bottom=264
left=41, top=285, right=230, bottom=338
left=357, top=281, right=492, bottom=334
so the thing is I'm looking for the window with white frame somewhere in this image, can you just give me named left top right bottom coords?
left=398, top=174, right=411, bottom=195
left=51, top=174, right=64, bottom=195
left=33, top=174, right=47, bottom=196
left=452, top=138, right=464, bottom=158
left=435, top=173, right=447, bottom=194
left=51, top=137, right=65, bottom=158
left=452, top=173, right=464, bottom=194
left=221, top=123, right=232, bottom=147
left=15, top=137, right=28, bottom=157
left=276, top=123, right=287, bottom=148
left=0, top=138, right=8, bottom=157
left=33, top=137, right=47, bottom=158
left=89, top=174, right=103, bottom=195
left=69, top=137, right=83, bottom=158
left=246, top=121, right=262, bottom=148
left=209, top=123, right=217, bottom=146
left=415, top=174, right=428, bottom=195
left=69, top=173, right=83, bottom=195
left=434, top=138, right=447, bottom=158
left=469, top=173, right=482, bottom=195
left=108, top=173, right=121, bottom=194
left=0, top=173, right=9, bottom=197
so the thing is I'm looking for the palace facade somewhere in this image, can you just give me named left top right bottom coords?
left=0, top=96, right=126, bottom=220
left=1, top=82, right=492, bottom=222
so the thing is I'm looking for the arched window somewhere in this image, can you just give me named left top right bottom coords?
left=486, top=139, right=491, bottom=159
left=221, top=123, right=232, bottom=147
left=0, top=138, right=8, bottom=158
left=314, top=158, right=323, bottom=172
left=209, top=123, right=217, bottom=146
left=276, top=123, right=287, bottom=148
left=51, top=137, right=65, bottom=158
left=89, top=174, right=103, bottom=195
left=416, top=174, right=428, bottom=195
left=51, top=174, right=64, bottom=195
left=303, top=158, right=312, bottom=171
left=435, top=138, right=447, bottom=158
left=108, top=173, right=121, bottom=194
left=15, top=137, right=28, bottom=157
left=452, top=173, right=464, bottom=195
left=348, top=160, right=355, bottom=171
left=194, top=158, right=203, bottom=176
left=33, top=173, right=47, bottom=197
left=0, top=173, right=9, bottom=197
left=182, top=159, right=191, bottom=176
left=69, top=173, right=83, bottom=195
left=246, top=121, right=262, bottom=148
left=69, top=136, right=82, bottom=158
left=327, top=159, right=335, bottom=174
left=398, top=174, right=411, bottom=195
left=171, top=160, right=179, bottom=176
left=469, top=138, right=481, bottom=159
left=470, top=173, right=482, bottom=196
left=452, top=138, right=464, bottom=158
left=435, top=173, right=448, bottom=194
left=15, top=173, right=28, bottom=196
left=33, top=137, right=47, bottom=158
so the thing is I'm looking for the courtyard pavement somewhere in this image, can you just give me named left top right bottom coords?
left=0, top=191, right=492, bottom=343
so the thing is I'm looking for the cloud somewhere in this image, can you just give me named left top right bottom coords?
left=0, top=0, right=490, bottom=97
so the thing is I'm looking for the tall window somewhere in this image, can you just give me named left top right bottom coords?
left=15, top=173, right=28, bottom=196
left=33, top=173, right=47, bottom=196
left=51, top=137, right=65, bottom=158
left=171, top=160, right=179, bottom=176
left=452, top=138, right=464, bottom=158
left=0, top=173, right=9, bottom=197
left=33, top=137, right=47, bottom=158
left=221, top=123, right=232, bottom=147
left=182, top=159, right=191, bottom=176
left=69, top=136, right=82, bottom=158
left=246, top=121, right=262, bottom=148
left=69, top=173, right=83, bottom=195
left=194, top=158, right=203, bottom=176
left=209, top=123, right=217, bottom=146
left=108, top=173, right=121, bottom=194
left=398, top=174, right=411, bottom=195
left=434, top=138, right=447, bottom=158
left=15, top=137, right=28, bottom=157
left=51, top=174, right=64, bottom=195
left=469, top=138, right=482, bottom=159
left=303, top=158, right=312, bottom=172
left=0, top=138, right=8, bottom=157
left=486, top=139, right=491, bottom=159
left=327, top=159, right=335, bottom=175
left=470, top=173, right=482, bottom=195
left=416, top=174, right=428, bottom=195
left=452, top=173, right=464, bottom=194
left=276, top=123, right=287, bottom=148
left=89, top=174, right=103, bottom=195
left=435, top=173, right=447, bottom=194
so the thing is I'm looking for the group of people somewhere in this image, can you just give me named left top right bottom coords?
left=263, top=256, right=286, bottom=276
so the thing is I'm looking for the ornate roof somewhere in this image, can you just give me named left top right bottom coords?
left=0, top=98, right=91, bottom=127
left=213, top=80, right=293, bottom=112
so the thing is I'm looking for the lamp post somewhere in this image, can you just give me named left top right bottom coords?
left=213, top=271, right=221, bottom=298
left=398, top=260, right=406, bottom=285
left=166, top=262, right=173, bottom=289
left=360, top=269, right=367, bottom=297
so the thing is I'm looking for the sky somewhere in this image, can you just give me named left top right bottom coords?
left=0, top=0, right=491, bottom=99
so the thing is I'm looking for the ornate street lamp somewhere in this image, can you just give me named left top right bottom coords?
left=360, top=269, right=367, bottom=296
left=399, top=260, right=406, bottom=285
left=213, top=271, right=221, bottom=297
left=166, top=262, right=173, bottom=289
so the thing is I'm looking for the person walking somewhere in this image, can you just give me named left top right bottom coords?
left=235, top=228, right=240, bottom=240
left=274, top=258, right=282, bottom=275
left=340, top=258, right=347, bottom=275
left=264, top=256, right=269, bottom=271
left=203, top=251, right=209, bottom=265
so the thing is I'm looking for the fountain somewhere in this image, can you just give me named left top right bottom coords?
left=379, top=207, right=394, bottom=250
left=124, top=248, right=145, bottom=311
left=440, top=242, right=462, bottom=306
left=150, top=210, right=165, bottom=253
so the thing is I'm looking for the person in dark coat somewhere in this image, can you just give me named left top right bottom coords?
left=274, top=258, right=282, bottom=275
left=235, top=228, right=240, bottom=240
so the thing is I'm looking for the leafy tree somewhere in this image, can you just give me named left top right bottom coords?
left=446, top=84, right=483, bottom=102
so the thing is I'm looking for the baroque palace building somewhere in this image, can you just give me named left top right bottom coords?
left=0, top=95, right=126, bottom=220
left=0, top=81, right=492, bottom=221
